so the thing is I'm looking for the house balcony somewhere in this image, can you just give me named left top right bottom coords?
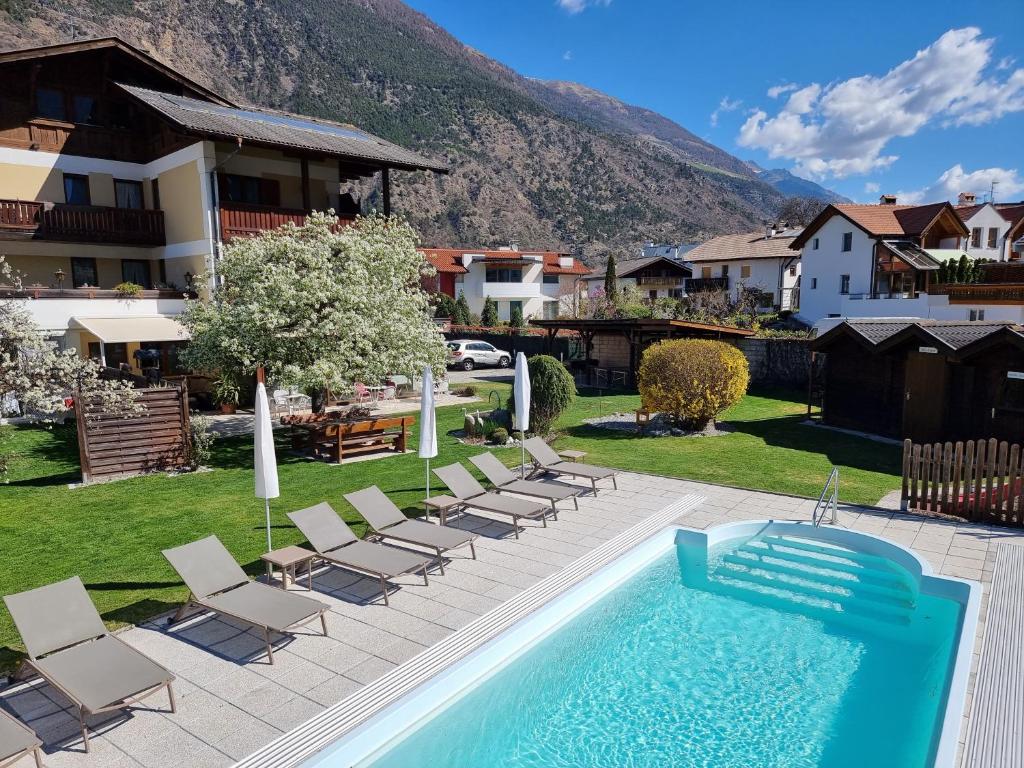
left=218, top=202, right=355, bottom=241
left=684, top=277, right=729, bottom=292
left=0, top=199, right=165, bottom=246
left=927, top=283, right=1024, bottom=305
left=0, top=287, right=189, bottom=336
left=480, top=282, right=543, bottom=299
left=634, top=276, right=687, bottom=288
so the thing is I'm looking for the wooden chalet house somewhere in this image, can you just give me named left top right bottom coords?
left=0, top=37, right=446, bottom=372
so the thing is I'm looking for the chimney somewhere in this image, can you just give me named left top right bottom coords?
left=764, top=224, right=774, bottom=240
left=508, top=241, right=519, bottom=252
left=879, top=194, right=898, bottom=205
left=957, top=192, right=976, bottom=206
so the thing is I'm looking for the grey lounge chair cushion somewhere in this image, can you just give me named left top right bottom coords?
left=523, top=438, right=615, bottom=479
left=31, top=635, right=172, bottom=713
left=523, top=437, right=563, bottom=467
left=162, top=536, right=249, bottom=600
left=323, top=540, right=429, bottom=578
left=468, top=452, right=518, bottom=486
left=344, top=486, right=406, bottom=531
left=288, top=502, right=359, bottom=554
left=381, top=519, right=476, bottom=549
left=498, top=478, right=579, bottom=501
left=433, top=463, right=489, bottom=500
left=434, top=463, right=547, bottom=519
left=4, top=576, right=108, bottom=659
left=0, top=711, right=40, bottom=762
left=202, top=582, right=326, bottom=633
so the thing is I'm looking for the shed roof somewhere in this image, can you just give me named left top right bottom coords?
left=119, top=84, right=448, bottom=173
left=812, top=318, right=1024, bottom=357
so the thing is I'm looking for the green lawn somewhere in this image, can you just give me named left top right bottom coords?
left=0, top=384, right=901, bottom=672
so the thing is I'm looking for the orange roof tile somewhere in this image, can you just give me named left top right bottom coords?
left=419, top=248, right=588, bottom=276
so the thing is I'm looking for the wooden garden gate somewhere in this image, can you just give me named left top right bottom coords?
left=901, top=438, right=1024, bottom=526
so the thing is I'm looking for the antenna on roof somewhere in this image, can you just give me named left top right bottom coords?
left=68, top=22, right=77, bottom=41
left=990, top=180, right=999, bottom=204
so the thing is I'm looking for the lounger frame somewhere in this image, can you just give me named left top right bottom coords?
left=0, top=711, right=43, bottom=768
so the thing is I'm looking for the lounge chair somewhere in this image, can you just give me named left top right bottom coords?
left=432, top=462, right=550, bottom=538
left=344, top=486, right=477, bottom=575
left=3, top=577, right=175, bottom=753
left=0, top=708, right=43, bottom=768
left=469, top=451, right=583, bottom=512
left=523, top=437, right=618, bottom=494
left=162, top=535, right=329, bottom=664
left=287, top=502, right=431, bottom=606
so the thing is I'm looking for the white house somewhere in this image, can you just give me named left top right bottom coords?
left=684, top=227, right=801, bottom=311
left=421, top=247, right=589, bottom=322
left=793, top=197, right=1024, bottom=327
left=583, top=256, right=692, bottom=300
left=955, top=193, right=1024, bottom=262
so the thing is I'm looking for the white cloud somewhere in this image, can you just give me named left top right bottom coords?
left=864, top=182, right=880, bottom=194
left=556, top=0, right=611, bottom=14
left=710, top=96, right=742, bottom=127
left=562, top=50, right=573, bottom=61
left=897, top=164, right=1024, bottom=204
left=767, top=83, right=798, bottom=99
left=998, top=56, right=1015, bottom=70
left=737, top=28, right=1024, bottom=178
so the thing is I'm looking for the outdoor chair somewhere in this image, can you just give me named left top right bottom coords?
left=433, top=462, right=551, bottom=538
left=162, top=535, right=329, bottom=664
left=287, top=502, right=432, bottom=606
left=523, top=437, right=618, bottom=494
left=344, top=486, right=477, bottom=575
left=469, top=451, right=582, bottom=512
left=3, top=577, right=176, bottom=753
left=353, top=383, right=373, bottom=403
left=0, top=710, right=42, bottom=768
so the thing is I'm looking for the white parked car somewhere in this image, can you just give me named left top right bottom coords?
left=446, top=340, right=511, bottom=371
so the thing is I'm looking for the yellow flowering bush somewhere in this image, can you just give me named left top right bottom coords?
left=637, top=339, right=749, bottom=430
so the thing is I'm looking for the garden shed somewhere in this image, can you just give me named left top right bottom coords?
left=810, top=319, right=1024, bottom=443
left=530, top=318, right=754, bottom=385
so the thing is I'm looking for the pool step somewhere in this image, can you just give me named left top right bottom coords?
left=706, top=534, right=917, bottom=626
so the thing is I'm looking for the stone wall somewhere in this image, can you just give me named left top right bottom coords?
left=738, top=338, right=814, bottom=388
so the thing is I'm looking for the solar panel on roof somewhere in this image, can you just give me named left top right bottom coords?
left=155, top=92, right=376, bottom=144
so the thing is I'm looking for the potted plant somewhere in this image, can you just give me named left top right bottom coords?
left=212, top=376, right=241, bottom=414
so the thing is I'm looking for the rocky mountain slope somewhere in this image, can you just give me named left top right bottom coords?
left=0, top=0, right=787, bottom=262
left=755, top=168, right=850, bottom=203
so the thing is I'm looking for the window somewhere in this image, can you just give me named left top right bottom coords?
left=988, top=228, right=998, bottom=249
left=840, top=274, right=850, bottom=294
left=114, top=180, right=143, bottom=209
left=841, top=232, right=853, bottom=252
left=219, top=174, right=280, bottom=206
left=543, top=302, right=558, bottom=320
left=811, top=277, right=818, bottom=289
left=72, top=94, right=98, bottom=125
left=971, top=228, right=982, bottom=248
left=121, top=259, right=152, bottom=289
left=509, top=300, right=522, bottom=318
left=71, top=257, right=98, bottom=288
left=467, top=342, right=493, bottom=352
left=648, top=290, right=658, bottom=299
left=150, top=178, right=161, bottom=210
left=701, top=266, right=712, bottom=279
left=107, top=100, right=137, bottom=130
left=88, top=342, right=127, bottom=369
left=740, top=265, right=751, bottom=279
left=721, top=264, right=729, bottom=277
left=63, top=174, right=90, bottom=205
left=812, top=238, right=819, bottom=250
left=789, top=266, right=797, bottom=276
left=542, top=274, right=559, bottom=284
left=969, top=309, right=986, bottom=321
left=36, top=87, right=66, bottom=120
left=485, top=267, right=522, bottom=283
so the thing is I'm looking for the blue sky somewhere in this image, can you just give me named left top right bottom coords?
left=404, top=0, right=1024, bottom=204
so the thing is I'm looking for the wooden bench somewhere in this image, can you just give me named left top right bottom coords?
left=288, top=415, right=414, bottom=463
left=963, top=543, right=1024, bottom=768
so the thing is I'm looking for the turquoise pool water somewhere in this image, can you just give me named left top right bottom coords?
left=356, top=533, right=963, bottom=768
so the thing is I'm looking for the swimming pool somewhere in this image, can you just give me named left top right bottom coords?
left=302, top=521, right=979, bottom=768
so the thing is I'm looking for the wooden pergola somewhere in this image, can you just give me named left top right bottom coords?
left=530, top=318, right=754, bottom=380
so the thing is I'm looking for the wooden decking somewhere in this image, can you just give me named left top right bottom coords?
left=963, top=543, right=1024, bottom=768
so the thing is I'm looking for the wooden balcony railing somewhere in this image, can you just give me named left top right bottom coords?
left=634, top=276, right=687, bottom=287
left=0, top=285, right=195, bottom=300
left=219, top=202, right=356, bottom=241
left=928, top=283, right=1024, bottom=304
left=684, top=277, right=730, bottom=293
left=0, top=199, right=165, bottom=246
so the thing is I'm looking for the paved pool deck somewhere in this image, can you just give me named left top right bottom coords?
left=1, top=472, right=1018, bottom=767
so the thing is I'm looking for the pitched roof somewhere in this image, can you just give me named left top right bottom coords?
left=813, top=318, right=1024, bottom=355
left=686, top=230, right=800, bottom=263
left=119, top=84, right=447, bottom=173
left=585, top=255, right=692, bottom=279
left=791, top=202, right=967, bottom=250
left=419, top=248, right=588, bottom=276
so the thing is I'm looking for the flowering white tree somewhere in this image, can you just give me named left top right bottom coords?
left=180, top=213, right=448, bottom=395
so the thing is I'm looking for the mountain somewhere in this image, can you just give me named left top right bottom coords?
left=755, top=168, right=850, bottom=203
left=0, top=0, right=788, bottom=262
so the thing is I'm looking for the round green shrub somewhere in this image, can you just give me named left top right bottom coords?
left=508, top=355, right=576, bottom=436
left=490, top=427, right=509, bottom=444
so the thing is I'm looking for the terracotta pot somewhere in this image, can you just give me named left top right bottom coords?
left=219, top=403, right=237, bottom=415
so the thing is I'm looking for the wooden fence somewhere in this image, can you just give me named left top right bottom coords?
left=75, top=384, right=190, bottom=483
left=901, top=439, right=1024, bottom=526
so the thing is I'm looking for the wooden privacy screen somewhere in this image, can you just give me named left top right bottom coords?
left=75, top=384, right=190, bottom=483
left=901, top=439, right=1024, bottom=526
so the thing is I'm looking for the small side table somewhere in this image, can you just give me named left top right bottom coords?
left=262, top=545, right=316, bottom=591
left=558, top=449, right=587, bottom=463
left=424, top=494, right=463, bottom=525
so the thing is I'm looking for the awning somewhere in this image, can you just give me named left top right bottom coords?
left=70, top=316, right=190, bottom=343
left=879, top=241, right=941, bottom=270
